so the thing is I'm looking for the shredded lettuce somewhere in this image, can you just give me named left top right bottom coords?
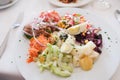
left=36, top=43, right=73, bottom=77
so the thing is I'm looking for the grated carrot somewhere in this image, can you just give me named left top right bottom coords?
left=27, top=35, right=50, bottom=63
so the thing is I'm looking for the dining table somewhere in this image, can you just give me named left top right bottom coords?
left=0, top=0, right=120, bottom=80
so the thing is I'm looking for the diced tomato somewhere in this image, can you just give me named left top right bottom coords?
left=86, top=24, right=91, bottom=29
left=39, top=10, right=60, bottom=22
left=27, top=57, right=34, bottom=63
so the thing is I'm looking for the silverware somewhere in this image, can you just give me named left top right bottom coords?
left=0, top=12, right=24, bottom=58
left=12, top=12, right=24, bottom=29
left=114, top=9, right=120, bottom=23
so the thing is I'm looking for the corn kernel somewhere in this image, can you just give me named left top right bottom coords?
left=52, top=57, right=58, bottom=61
left=82, top=32, right=86, bottom=36
left=57, top=21, right=66, bottom=28
left=39, top=56, right=45, bottom=63
left=85, top=39, right=89, bottom=44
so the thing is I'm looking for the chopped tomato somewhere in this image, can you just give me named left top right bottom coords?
left=39, top=10, right=61, bottom=22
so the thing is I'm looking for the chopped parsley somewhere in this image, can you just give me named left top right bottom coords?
left=53, top=41, right=57, bottom=45
left=19, top=40, right=21, bottom=42
left=19, top=56, right=21, bottom=58
left=46, top=29, right=52, bottom=33
left=24, top=34, right=32, bottom=39
left=104, top=32, right=107, bottom=34
left=108, top=37, right=111, bottom=40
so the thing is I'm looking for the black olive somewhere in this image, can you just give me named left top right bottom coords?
left=59, top=33, right=68, bottom=41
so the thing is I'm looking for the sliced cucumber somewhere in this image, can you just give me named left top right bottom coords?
left=51, top=65, right=71, bottom=77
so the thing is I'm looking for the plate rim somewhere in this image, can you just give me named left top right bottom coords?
left=49, top=0, right=93, bottom=7
left=0, top=0, right=19, bottom=9
left=14, top=8, right=120, bottom=80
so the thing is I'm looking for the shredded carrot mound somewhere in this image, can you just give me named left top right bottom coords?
left=27, top=35, right=50, bottom=63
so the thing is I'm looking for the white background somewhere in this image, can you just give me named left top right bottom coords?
left=0, top=0, right=120, bottom=80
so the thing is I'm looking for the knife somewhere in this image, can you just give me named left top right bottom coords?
left=0, top=12, right=24, bottom=58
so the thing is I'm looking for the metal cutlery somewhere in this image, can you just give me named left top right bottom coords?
left=12, top=12, right=24, bottom=29
left=0, top=12, right=24, bottom=58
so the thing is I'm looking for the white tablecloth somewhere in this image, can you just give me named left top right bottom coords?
left=0, top=0, right=120, bottom=80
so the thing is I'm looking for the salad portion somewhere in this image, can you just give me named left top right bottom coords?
left=23, top=10, right=102, bottom=77
left=59, top=0, right=77, bottom=3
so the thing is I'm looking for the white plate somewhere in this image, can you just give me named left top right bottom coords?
left=49, top=0, right=93, bottom=7
left=14, top=8, right=120, bottom=80
left=0, top=0, right=18, bottom=9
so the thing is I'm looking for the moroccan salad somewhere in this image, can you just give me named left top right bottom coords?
left=23, top=10, right=102, bottom=77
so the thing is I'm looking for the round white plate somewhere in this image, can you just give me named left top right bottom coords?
left=14, top=8, right=120, bottom=80
left=0, top=0, right=18, bottom=9
left=49, top=0, right=93, bottom=7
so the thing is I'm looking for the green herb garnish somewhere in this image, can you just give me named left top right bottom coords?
left=108, top=37, right=111, bottom=40
left=24, top=34, right=32, bottom=39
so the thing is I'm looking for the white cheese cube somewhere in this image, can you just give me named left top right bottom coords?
left=90, top=51, right=99, bottom=61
